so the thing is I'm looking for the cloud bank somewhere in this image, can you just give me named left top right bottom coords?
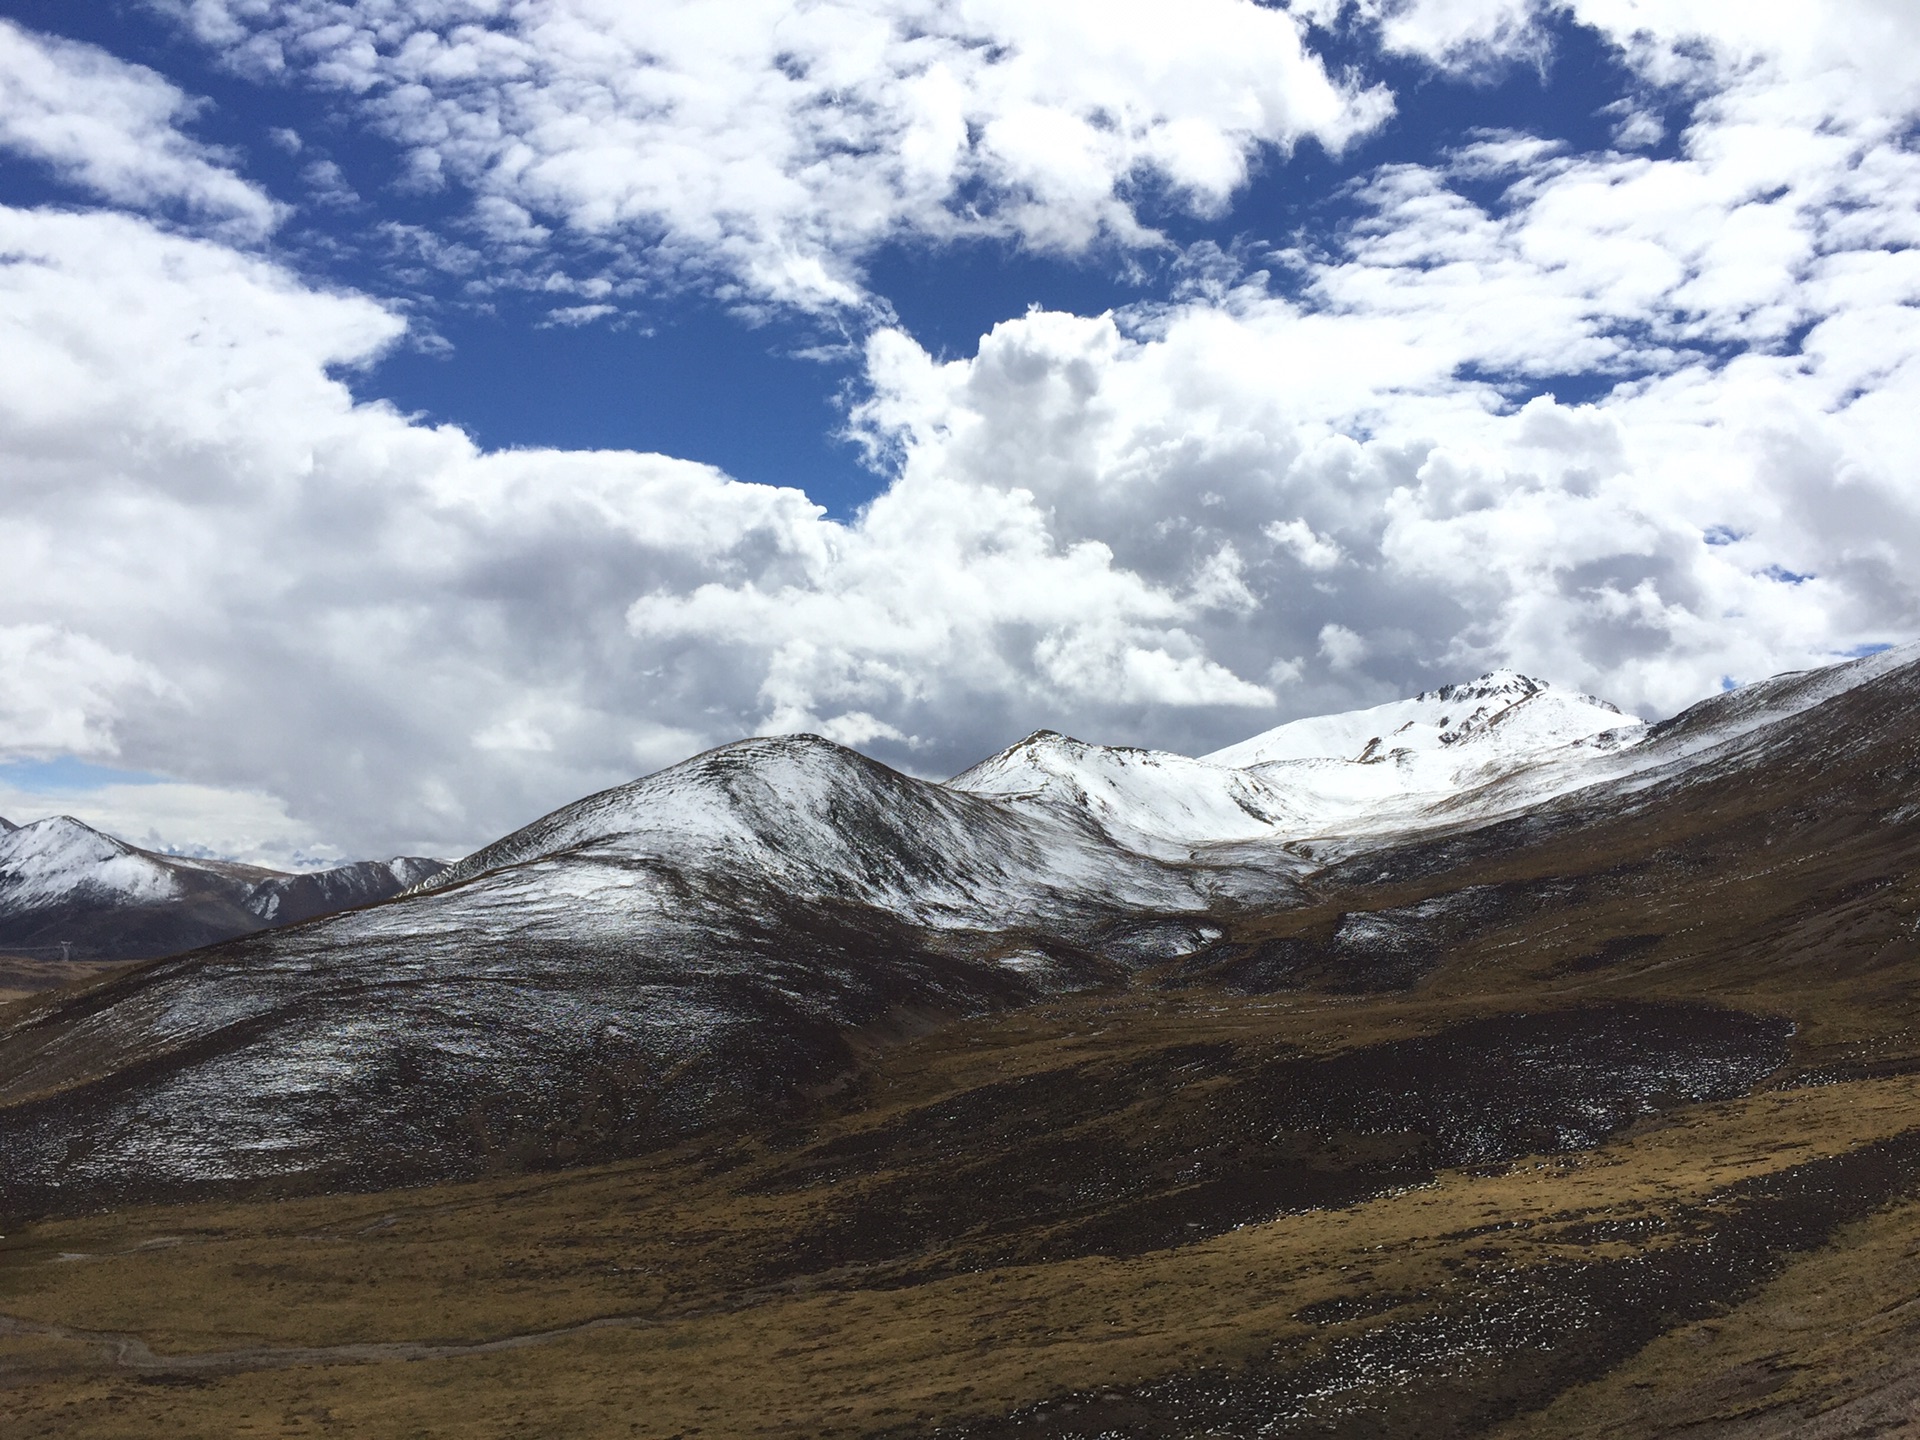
left=0, top=2, right=1916, bottom=860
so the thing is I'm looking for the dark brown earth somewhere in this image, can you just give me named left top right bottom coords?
left=3, top=656, right=1920, bottom=1435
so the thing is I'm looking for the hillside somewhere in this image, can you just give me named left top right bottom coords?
left=3, top=649, right=1920, bottom=1437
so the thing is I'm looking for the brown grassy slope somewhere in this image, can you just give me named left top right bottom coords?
left=0, top=957, right=128, bottom=1008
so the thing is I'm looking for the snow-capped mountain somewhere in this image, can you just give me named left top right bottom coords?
left=412, top=734, right=1231, bottom=932
left=0, top=815, right=446, bottom=961
left=1208, top=670, right=1636, bottom=768
left=0, top=816, right=270, bottom=910
left=3, top=645, right=1916, bottom=1211
left=949, top=670, right=1645, bottom=858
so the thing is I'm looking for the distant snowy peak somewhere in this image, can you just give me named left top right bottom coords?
left=0, top=812, right=448, bottom=960
left=0, top=815, right=186, bottom=910
left=1205, top=671, right=1642, bottom=770
left=944, top=673, right=1652, bottom=857
left=0, top=815, right=15, bottom=832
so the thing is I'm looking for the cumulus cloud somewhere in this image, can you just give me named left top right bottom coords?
left=159, top=0, right=1390, bottom=310
left=835, top=280, right=1917, bottom=728
left=0, top=205, right=1293, bottom=856
left=2, top=2, right=1918, bottom=862
left=0, top=19, right=281, bottom=236
left=0, top=625, right=178, bottom=758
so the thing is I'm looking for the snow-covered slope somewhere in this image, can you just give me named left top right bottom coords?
left=419, top=734, right=1231, bottom=930
left=0, top=816, right=445, bottom=961
left=5, top=645, right=1916, bottom=1209
left=246, top=856, right=446, bottom=925
left=948, top=672, right=1646, bottom=857
left=0, top=816, right=256, bottom=912
left=949, top=654, right=1920, bottom=861
left=949, top=733, right=1307, bottom=858
left=1208, top=671, right=1637, bottom=769
left=0, top=738, right=1263, bottom=1204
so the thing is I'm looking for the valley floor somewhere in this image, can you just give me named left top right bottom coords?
left=5, top=977, right=1920, bottom=1439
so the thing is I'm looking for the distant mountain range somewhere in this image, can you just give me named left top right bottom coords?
left=2, top=645, right=1916, bottom=1214
left=0, top=816, right=444, bottom=963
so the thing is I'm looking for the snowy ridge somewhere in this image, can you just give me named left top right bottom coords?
left=4, top=646, right=1914, bottom=1203
left=949, top=733, right=1307, bottom=858
left=946, top=654, right=1919, bottom=860
left=1206, top=671, right=1635, bottom=768
left=245, top=856, right=446, bottom=924
left=11, top=649, right=1914, bottom=974
left=426, top=655, right=1918, bottom=915
left=0, top=816, right=191, bottom=910
left=417, top=734, right=1219, bottom=931
left=948, top=672, right=1648, bottom=857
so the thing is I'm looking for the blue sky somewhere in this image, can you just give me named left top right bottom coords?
left=0, top=1, right=1916, bottom=861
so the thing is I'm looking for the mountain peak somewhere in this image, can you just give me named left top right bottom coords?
left=5, top=813, right=134, bottom=860
left=1418, top=669, right=1542, bottom=703
left=1205, top=671, right=1637, bottom=772
left=0, top=814, right=176, bottom=912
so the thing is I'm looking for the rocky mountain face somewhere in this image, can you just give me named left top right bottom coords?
left=2, top=646, right=1916, bottom=1216
left=242, top=857, right=447, bottom=928
left=0, top=817, right=446, bottom=963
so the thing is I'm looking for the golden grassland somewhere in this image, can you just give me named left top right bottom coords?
left=5, top=976, right=1920, bottom=1438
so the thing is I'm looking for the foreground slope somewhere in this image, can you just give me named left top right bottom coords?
left=0, top=737, right=1274, bottom=1211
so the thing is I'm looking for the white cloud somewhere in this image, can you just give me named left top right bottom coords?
left=160, top=0, right=1391, bottom=310
left=2, top=1, right=1918, bottom=864
left=1318, top=623, right=1369, bottom=670
left=1268, top=519, right=1345, bottom=571
left=1366, top=0, right=1552, bottom=75
left=0, top=204, right=1290, bottom=856
left=0, top=19, right=281, bottom=237
left=0, top=625, right=178, bottom=758
left=1358, top=0, right=1920, bottom=120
